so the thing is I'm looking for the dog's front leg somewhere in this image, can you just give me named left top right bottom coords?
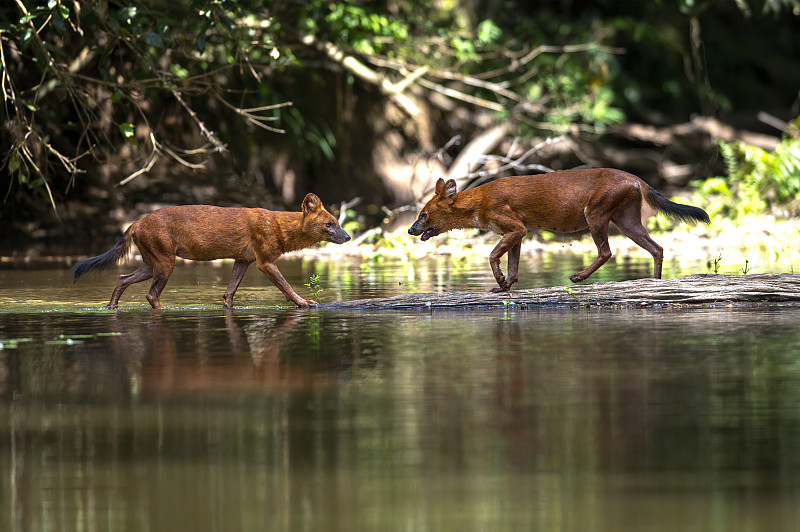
left=488, top=229, right=525, bottom=292
left=257, top=260, right=317, bottom=308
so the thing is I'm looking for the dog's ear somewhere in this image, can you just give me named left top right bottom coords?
left=442, top=179, right=457, bottom=199
left=302, top=193, right=322, bottom=214
left=434, top=178, right=446, bottom=196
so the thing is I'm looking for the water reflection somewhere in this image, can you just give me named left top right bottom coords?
left=2, top=307, right=800, bottom=531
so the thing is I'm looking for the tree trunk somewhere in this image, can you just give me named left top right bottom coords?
left=324, top=274, right=800, bottom=310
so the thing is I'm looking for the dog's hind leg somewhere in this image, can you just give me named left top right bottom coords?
left=570, top=209, right=613, bottom=283
left=108, top=263, right=153, bottom=309
left=612, top=205, right=664, bottom=279
left=223, top=259, right=253, bottom=308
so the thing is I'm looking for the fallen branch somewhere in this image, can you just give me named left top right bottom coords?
left=324, top=274, right=800, bottom=310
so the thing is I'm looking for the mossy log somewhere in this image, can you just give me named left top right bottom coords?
left=325, top=274, right=800, bottom=310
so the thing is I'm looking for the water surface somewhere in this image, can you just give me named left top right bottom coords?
left=1, top=255, right=799, bottom=531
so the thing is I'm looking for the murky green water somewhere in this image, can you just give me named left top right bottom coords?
left=2, top=255, right=800, bottom=531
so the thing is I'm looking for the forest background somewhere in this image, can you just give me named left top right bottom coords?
left=1, top=0, right=799, bottom=254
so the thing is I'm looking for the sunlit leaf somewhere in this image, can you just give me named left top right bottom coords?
left=118, top=123, right=138, bottom=145
left=477, top=19, right=501, bottom=45
left=171, top=64, right=190, bottom=79
left=119, top=123, right=134, bottom=138
left=119, top=6, right=137, bottom=24
left=21, top=28, right=32, bottom=47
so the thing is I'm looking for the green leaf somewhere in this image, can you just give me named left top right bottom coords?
left=171, top=64, right=190, bottom=79
left=477, top=19, right=501, bottom=45
left=53, top=14, right=66, bottom=33
left=111, top=90, right=122, bottom=103
left=119, top=6, right=137, bottom=24
left=58, top=4, right=69, bottom=19
left=119, top=123, right=138, bottom=145
left=119, top=123, right=134, bottom=138
left=143, top=32, right=165, bottom=48
left=8, top=154, right=21, bottom=172
left=21, top=28, right=32, bottom=48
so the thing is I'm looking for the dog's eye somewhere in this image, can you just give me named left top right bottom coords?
left=325, top=222, right=334, bottom=228
left=420, top=213, right=428, bottom=220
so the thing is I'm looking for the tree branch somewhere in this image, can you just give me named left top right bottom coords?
left=301, top=34, right=425, bottom=117
left=213, top=94, right=292, bottom=134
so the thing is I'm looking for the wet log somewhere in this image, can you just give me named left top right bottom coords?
left=325, top=274, right=800, bottom=310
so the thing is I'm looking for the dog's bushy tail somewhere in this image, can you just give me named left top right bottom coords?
left=643, top=184, right=710, bottom=225
left=72, top=228, right=133, bottom=284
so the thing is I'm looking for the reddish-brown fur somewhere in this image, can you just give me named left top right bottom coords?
left=73, top=193, right=350, bottom=309
left=409, top=169, right=709, bottom=291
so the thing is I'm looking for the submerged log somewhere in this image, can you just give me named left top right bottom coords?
left=325, top=274, right=800, bottom=310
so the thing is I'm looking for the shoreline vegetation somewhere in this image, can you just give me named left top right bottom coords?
left=11, top=130, right=798, bottom=274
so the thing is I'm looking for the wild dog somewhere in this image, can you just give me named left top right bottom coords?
left=73, top=193, right=350, bottom=308
left=409, top=169, right=709, bottom=291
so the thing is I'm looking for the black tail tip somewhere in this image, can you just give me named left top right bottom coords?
left=695, top=207, right=711, bottom=225
left=71, top=260, right=90, bottom=284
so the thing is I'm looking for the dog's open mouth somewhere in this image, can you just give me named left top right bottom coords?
left=420, top=227, right=438, bottom=241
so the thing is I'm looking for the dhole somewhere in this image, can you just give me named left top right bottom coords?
left=409, top=169, right=709, bottom=291
left=72, top=193, right=350, bottom=309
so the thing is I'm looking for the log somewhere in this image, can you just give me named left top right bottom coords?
left=324, top=274, right=800, bottom=310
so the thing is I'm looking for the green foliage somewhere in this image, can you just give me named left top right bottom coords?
left=305, top=274, right=324, bottom=299
left=2, top=0, right=800, bottom=236
left=341, top=208, right=364, bottom=234
left=694, top=125, right=800, bottom=219
left=477, top=19, right=502, bottom=45
left=708, top=253, right=723, bottom=274
left=321, top=3, right=410, bottom=54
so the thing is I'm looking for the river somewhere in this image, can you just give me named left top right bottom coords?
left=1, top=254, right=799, bottom=531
